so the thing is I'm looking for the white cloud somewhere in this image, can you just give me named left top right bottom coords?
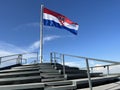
left=0, top=42, right=27, bottom=67
left=43, top=35, right=61, bottom=43
left=0, top=34, right=63, bottom=57
left=0, top=41, right=40, bottom=67
left=28, top=35, right=61, bottom=51
left=0, top=42, right=26, bottom=56
left=0, top=50, right=15, bottom=57
left=29, top=41, right=40, bottom=51
left=0, top=35, right=61, bottom=66
left=65, top=61, right=81, bottom=68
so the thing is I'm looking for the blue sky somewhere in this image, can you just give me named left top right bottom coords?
left=0, top=0, right=120, bottom=67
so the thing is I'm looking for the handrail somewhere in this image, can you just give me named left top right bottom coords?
left=51, top=52, right=120, bottom=90
left=53, top=52, right=120, bottom=64
left=0, top=52, right=38, bottom=58
left=0, top=58, right=27, bottom=64
left=89, top=63, right=120, bottom=68
left=0, top=52, right=38, bottom=65
left=1, top=58, right=19, bottom=63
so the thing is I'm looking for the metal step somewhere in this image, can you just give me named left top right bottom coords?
left=45, top=85, right=76, bottom=90
left=55, top=66, right=79, bottom=70
left=0, top=68, right=39, bottom=73
left=42, top=77, right=65, bottom=82
left=0, top=82, right=45, bottom=90
left=0, top=76, right=41, bottom=85
left=40, top=73, right=63, bottom=76
left=13, top=66, right=54, bottom=71
left=60, top=69, right=87, bottom=74
left=13, top=64, right=53, bottom=69
left=0, top=71, right=40, bottom=78
left=66, top=73, right=103, bottom=80
left=0, top=64, right=21, bottom=70
left=40, top=69, right=59, bottom=73
left=66, top=73, right=88, bottom=79
left=39, top=66, right=54, bottom=69
left=45, top=80, right=73, bottom=86
left=90, top=72, right=103, bottom=77
left=12, top=65, right=40, bottom=69
left=41, top=74, right=64, bottom=79
left=39, top=63, right=53, bottom=65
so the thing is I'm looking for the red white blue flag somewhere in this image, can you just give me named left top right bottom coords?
left=43, top=8, right=79, bottom=35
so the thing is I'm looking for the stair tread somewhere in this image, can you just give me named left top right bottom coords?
left=45, top=85, right=76, bottom=90
left=0, top=71, right=40, bottom=76
left=41, top=73, right=61, bottom=75
left=42, top=75, right=64, bottom=79
left=70, top=75, right=119, bottom=83
left=0, top=76, right=41, bottom=82
left=0, top=68, right=39, bottom=73
left=0, top=82, right=45, bottom=90
left=42, top=77, right=65, bottom=82
left=14, top=65, right=53, bottom=69
left=45, top=80, right=73, bottom=86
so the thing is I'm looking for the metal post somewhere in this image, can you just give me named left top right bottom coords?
left=0, top=57, right=1, bottom=65
left=62, top=54, right=66, bottom=79
left=91, top=67, right=93, bottom=73
left=20, top=54, right=22, bottom=64
left=107, top=65, right=109, bottom=75
left=50, top=53, right=53, bottom=64
left=86, top=58, right=92, bottom=90
left=54, top=52, right=56, bottom=67
left=40, top=4, right=44, bottom=63
left=25, top=59, right=27, bottom=64
left=37, top=52, right=39, bottom=63
left=17, top=54, right=22, bottom=64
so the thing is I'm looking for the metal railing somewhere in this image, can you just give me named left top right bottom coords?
left=0, top=52, right=39, bottom=67
left=50, top=52, right=120, bottom=90
left=89, top=63, right=120, bottom=75
left=50, top=52, right=66, bottom=78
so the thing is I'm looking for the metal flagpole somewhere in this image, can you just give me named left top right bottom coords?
left=40, top=5, right=44, bottom=63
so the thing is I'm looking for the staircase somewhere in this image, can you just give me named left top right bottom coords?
left=0, top=63, right=119, bottom=90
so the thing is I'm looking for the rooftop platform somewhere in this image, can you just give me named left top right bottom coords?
left=0, top=52, right=119, bottom=90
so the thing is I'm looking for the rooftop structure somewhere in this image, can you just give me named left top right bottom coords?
left=0, top=52, right=119, bottom=90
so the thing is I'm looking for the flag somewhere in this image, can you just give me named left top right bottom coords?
left=43, top=8, right=79, bottom=35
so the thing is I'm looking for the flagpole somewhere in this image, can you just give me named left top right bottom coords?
left=40, top=4, right=44, bottom=63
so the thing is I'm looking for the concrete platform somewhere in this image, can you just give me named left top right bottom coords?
left=80, top=81, right=120, bottom=90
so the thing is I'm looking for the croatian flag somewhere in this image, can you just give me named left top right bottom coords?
left=43, top=8, right=79, bottom=35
